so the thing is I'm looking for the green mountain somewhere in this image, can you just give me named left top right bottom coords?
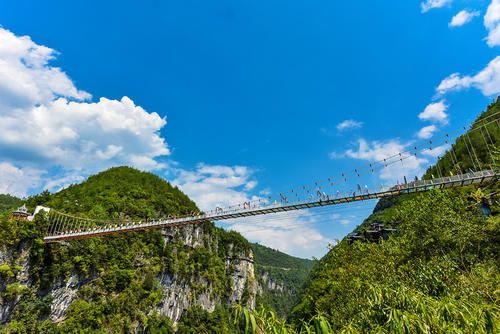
left=251, top=243, right=316, bottom=317
left=25, top=166, right=199, bottom=220
left=0, top=167, right=257, bottom=333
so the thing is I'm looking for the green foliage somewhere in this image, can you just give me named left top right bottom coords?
left=251, top=243, right=316, bottom=317
left=0, top=166, right=254, bottom=333
left=290, top=188, right=500, bottom=332
left=145, top=312, right=174, bottom=334
left=0, top=211, right=49, bottom=246
left=289, top=100, right=500, bottom=329
left=0, top=194, right=23, bottom=214
left=2, top=282, right=30, bottom=301
left=233, top=304, right=332, bottom=334
left=2, top=97, right=498, bottom=333
left=177, top=305, right=239, bottom=334
left=273, top=99, right=500, bottom=332
left=218, top=229, right=251, bottom=256
left=252, top=243, right=315, bottom=270
left=0, top=264, right=22, bottom=280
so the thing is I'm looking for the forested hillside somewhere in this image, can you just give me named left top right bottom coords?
left=251, top=243, right=315, bottom=317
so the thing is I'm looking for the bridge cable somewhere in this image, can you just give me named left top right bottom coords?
left=268, top=117, right=500, bottom=203
left=483, top=120, right=497, bottom=167
left=479, top=125, right=494, bottom=166
left=260, top=110, right=500, bottom=203
left=450, top=144, right=461, bottom=174
left=56, top=213, right=64, bottom=235
left=464, top=133, right=479, bottom=170
left=48, top=211, right=56, bottom=235
left=52, top=214, right=61, bottom=236
left=436, top=158, right=443, bottom=179
left=464, top=132, right=480, bottom=170
left=467, top=131, right=482, bottom=169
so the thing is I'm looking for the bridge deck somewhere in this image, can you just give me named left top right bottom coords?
left=43, top=170, right=498, bottom=242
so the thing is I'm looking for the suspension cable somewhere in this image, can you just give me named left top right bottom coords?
left=467, top=131, right=482, bottom=169
left=483, top=120, right=497, bottom=166
left=480, top=126, right=494, bottom=164
left=450, top=144, right=461, bottom=174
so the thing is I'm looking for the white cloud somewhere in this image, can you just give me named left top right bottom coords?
left=417, top=125, right=438, bottom=139
left=43, top=174, right=85, bottom=193
left=336, top=119, right=363, bottom=131
left=0, top=26, right=332, bottom=259
left=0, top=28, right=90, bottom=109
left=421, top=144, right=449, bottom=158
left=244, top=180, right=257, bottom=191
left=0, top=27, right=170, bottom=195
left=229, top=210, right=332, bottom=258
left=328, top=151, right=345, bottom=159
left=418, top=101, right=449, bottom=123
left=449, top=10, right=480, bottom=27
left=0, top=162, right=46, bottom=197
left=173, top=163, right=259, bottom=211
left=485, top=0, right=500, bottom=46
left=259, top=188, right=271, bottom=196
left=345, top=139, right=429, bottom=182
left=436, top=56, right=500, bottom=96
left=0, top=96, right=169, bottom=172
left=421, top=0, right=453, bottom=13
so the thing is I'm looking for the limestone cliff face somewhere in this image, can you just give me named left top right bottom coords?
left=260, top=271, right=286, bottom=293
left=0, top=241, right=32, bottom=323
left=0, top=224, right=257, bottom=326
left=154, top=225, right=256, bottom=323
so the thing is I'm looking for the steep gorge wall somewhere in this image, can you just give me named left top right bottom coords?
left=0, top=224, right=257, bottom=326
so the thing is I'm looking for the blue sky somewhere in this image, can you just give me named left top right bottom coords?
left=0, top=0, right=499, bottom=258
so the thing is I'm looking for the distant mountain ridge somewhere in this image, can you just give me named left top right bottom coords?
left=251, top=242, right=316, bottom=317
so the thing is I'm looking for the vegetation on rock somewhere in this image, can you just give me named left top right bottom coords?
left=0, top=167, right=253, bottom=333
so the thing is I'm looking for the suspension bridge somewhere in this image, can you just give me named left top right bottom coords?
left=39, top=113, right=500, bottom=242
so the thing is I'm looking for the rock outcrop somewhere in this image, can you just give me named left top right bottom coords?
left=0, top=224, right=257, bottom=326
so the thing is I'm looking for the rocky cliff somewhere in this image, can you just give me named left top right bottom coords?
left=0, top=223, right=257, bottom=327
